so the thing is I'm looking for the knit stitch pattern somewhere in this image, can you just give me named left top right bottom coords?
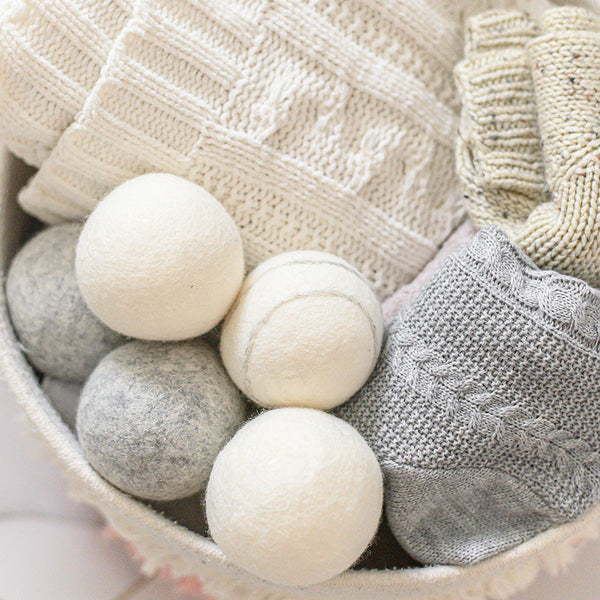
left=0, top=0, right=133, bottom=167
left=17, top=0, right=466, bottom=298
left=455, top=7, right=600, bottom=288
left=336, top=225, right=600, bottom=566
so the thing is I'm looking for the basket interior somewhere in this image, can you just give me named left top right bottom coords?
left=6, top=148, right=600, bottom=600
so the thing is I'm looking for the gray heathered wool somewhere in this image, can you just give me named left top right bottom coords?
left=6, top=223, right=125, bottom=381
left=42, top=376, right=82, bottom=431
left=77, top=340, right=247, bottom=501
left=336, top=226, right=600, bottom=566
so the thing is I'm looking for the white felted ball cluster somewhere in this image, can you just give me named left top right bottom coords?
left=7, top=170, right=386, bottom=588
left=206, top=252, right=385, bottom=585
left=206, top=408, right=383, bottom=586
left=76, top=173, right=244, bottom=341
left=220, top=251, right=384, bottom=410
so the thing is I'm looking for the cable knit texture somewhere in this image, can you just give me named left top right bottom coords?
left=0, top=0, right=134, bottom=167
left=455, top=7, right=600, bottom=288
left=15, top=0, right=469, bottom=298
left=336, top=225, right=600, bottom=566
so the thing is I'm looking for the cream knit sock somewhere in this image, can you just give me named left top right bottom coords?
left=456, top=7, right=600, bottom=287
left=455, top=10, right=545, bottom=238
left=18, top=0, right=466, bottom=298
left=0, top=0, right=133, bottom=167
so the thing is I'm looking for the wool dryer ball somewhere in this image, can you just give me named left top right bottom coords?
left=206, top=408, right=384, bottom=587
left=75, top=173, right=245, bottom=341
left=77, top=340, right=246, bottom=501
left=6, top=223, right=125, bottom=382
left=220, top=251, right=384, bottom=409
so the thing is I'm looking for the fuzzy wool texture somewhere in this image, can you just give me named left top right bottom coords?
left=206, top=408, right=383, bottom=587
left=6, top=223, right=125, bottom=382
left=336, top=225, right=600, bottom=567
left=14, top=0, right=470, bottom=299
left=0, top=0, right=134, bottom=168
left=77, top=340, right=246, bottom=501
left=75, top=173, right=244, bottom=341
left=41, top=375, right=82, bottom=431
left=6, top=3, right=600, bottom=597
left=220, top=251, right=383, bottom=410
left=455, top=6, right=600, bottom=287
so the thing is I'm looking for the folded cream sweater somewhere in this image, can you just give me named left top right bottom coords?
left=0, top=0, right=571, bottom=297
left=6, top=0, right=472, bottom=298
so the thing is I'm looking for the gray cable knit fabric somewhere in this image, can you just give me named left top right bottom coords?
left=336, top=225, right=600, bottom=566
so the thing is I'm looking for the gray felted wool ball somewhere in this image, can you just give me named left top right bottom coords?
left=77, top=340, right=246, bottom=501
left=6, top=223, right=125, bottom=381
left=42, top=376, right=82, bottom=431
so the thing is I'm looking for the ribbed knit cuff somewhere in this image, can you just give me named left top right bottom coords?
left=464, top=9, right=540, bottom=54
left=457, top=7, right=600, bottom=290
left=515, top=7, right=600, bottom=286
left=0, top=0, right=133, bottom=166
left=455, top=10, right=545, bottom=235
left=337, top=225, right=600, bottom=565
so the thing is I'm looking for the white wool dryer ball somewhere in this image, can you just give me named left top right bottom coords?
left=206, top=408, right=383, bottom=586
left=220, top=251, right=384, bottom=409
left=76, top=173, right=244, bottom=340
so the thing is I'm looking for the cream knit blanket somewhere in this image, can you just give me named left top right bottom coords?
left=2, top=0, right=471, bottom=299
left=0, top=0, right=133, bottom=166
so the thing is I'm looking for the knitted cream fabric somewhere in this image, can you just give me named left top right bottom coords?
left=2, top=105, right=600, bottom=599
left=17, top=0, right=468, bottom=298
left=0, top=0, right=134, bottom=167
left=337, top=225, right=600, bottom=566
left=456, top=7, right=600, bottom=287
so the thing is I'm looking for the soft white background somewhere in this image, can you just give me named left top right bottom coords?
left=1, top=378, right=599, bottom=600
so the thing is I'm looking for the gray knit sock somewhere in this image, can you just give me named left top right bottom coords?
left=336, top=225, right=600, bottom=565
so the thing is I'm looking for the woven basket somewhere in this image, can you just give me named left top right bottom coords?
left=2, top=140, right=600, bottom=600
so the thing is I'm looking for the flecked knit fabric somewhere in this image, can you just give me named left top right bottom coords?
left=336, top=225, right=600, bottom=566
left=0, top=0, right=134, bottom=167
left=455, top=7, right=600, bottom=288
left=16, top=0, right=468, bottom=298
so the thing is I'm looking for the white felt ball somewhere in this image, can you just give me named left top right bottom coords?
left=76, top=173, right=244, bottom=341
left=206, top=408, right=383, bottom=586
left=220, top=251, right=384, bottom=410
